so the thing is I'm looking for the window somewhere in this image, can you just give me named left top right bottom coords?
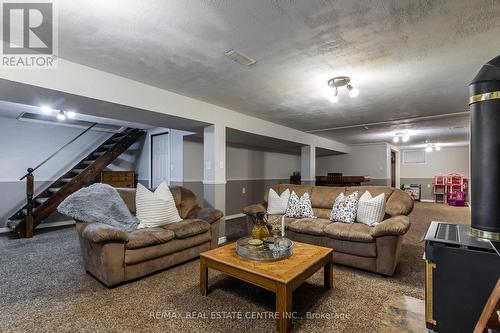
left=403, top=150, right=426, bottom=164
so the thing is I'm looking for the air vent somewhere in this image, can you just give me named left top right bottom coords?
left=17, top=113, right=125, bottom=133
left=224, top=49, right=257, bottom=66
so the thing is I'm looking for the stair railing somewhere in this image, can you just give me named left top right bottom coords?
left=18, top=123, right=97, bottom=237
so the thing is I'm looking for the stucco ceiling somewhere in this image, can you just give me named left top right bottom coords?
left=56, top=0, right=497, bottom=144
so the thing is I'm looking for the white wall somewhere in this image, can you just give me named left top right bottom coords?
left=400, top=146, right=470, bottom=178
left=316, top=143, right=389, bottom=179
left=0, top=117, right=111, bottom=182
left=183, top=139, right=204, bottom=182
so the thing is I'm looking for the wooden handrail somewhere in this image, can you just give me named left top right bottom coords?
left=19, top=123, right=97, bottom=180
left=25, top=168, right=34, bottom=238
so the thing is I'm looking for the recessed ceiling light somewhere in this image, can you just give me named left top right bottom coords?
left=41, top=106, right=53, bottom=114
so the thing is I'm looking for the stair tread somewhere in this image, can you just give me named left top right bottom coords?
left=82, top=160, right=96, bottom=165
left=73, top=169, right=85, bottom=173
left=35, top=197, right=49, bottom=204
left=112, top=136, right=125, bottom=142
left=61, top=178, right=73, bottom=183
left=48, top=188, right=61, bottom=193
left=103, top=144, right=115, bottom=149
left=93, top=152, right=105, bottom=156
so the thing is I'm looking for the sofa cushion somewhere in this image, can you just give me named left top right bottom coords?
left=162, top=219, right=210, bottom=239
left=126, top=227, right=175, bottom=249
left=345, top=186, right=394, bottom=202
left=310, top=186, right=346, bottom=209
left=287, top=218, right=331, bottom=236
left=324, top=222, right=374, bottom=242
left=312, top=208, right=331, bottom=219
left=323, top=237, right=377, bottom=258
left=124, top=231, right=211, bottom=265
left=386, top=189, right=414, bottom=217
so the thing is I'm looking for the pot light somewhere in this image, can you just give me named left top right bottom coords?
left=66, top=111, right=76, bottom=119
left=41, top=106, right=53, bottom=114
left=327, top=76, right=359, bottom=102
left=347, top=84, right=359, bottom=98
left=392, top=136, right=400, bottom=143
left=57, top=111, right=66, bottom=121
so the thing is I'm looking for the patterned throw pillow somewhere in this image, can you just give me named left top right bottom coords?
left=356, top=191, right=386, bottom=226
left=285, top=191, right=315, bottom=218
left=329, top=192, right=359, bottom=224
left=136, top=182, right=182, bottom=228
left=267, top=188, right=290, bottom=214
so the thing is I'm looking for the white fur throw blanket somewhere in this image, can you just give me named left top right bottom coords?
left=58, top=183, right=139, bottom=231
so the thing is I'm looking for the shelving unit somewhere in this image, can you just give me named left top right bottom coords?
left=433, top=174, right=469, bottom=204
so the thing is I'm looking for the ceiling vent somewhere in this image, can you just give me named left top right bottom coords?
left=224, top=49, right=257, bottom=66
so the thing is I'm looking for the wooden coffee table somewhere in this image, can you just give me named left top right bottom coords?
left=200, top=241, right=333, bottom=333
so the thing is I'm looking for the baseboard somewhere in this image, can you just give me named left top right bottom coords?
left=225, top=213, right=245, bottom=220
left=218, top=236, right=227, bottom=245
left=0, top=220, right=75, bottom=234
left=420, top=199, right=435, bottom=203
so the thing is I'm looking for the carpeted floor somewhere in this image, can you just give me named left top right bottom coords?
left=0, top=202, right=470, bottom=333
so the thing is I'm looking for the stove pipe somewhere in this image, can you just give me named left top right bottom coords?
left=470, top=55, right=500, bottom=240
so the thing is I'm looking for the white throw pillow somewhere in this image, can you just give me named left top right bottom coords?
left=329, top=192, right=359, bottom=224
left=136, top=182, right=182, bottom=228
left=356, top=191, right=386, bottom=226
left=267, top=188, right=290, bottom=214
left=285, top=191, right=315, bottom=218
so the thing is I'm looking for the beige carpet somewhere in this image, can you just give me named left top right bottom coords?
left=0, top=202, right=470, bottom=332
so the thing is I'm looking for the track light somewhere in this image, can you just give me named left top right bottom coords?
left=329, top=87, right=339, bottom=103
left=327, top=76, right=359, bottom=102
left=435, top=146, right=442, bottom=151
left=393, top=132, right=410, bottom=144
left=425, top=146, right=433, bottom=152
left=402, top=134, right=410, bottom=143
left=393, top=136, right=400, bottom=143
left=66, top=111, right=76, bottom=119
left=57, top=111, right=66, bottom=121
left=347, top=84, right=359, bottom=98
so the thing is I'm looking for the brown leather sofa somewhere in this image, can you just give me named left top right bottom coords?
left=243, top=184, right=413, bottom=276
left=75, top=186, right=223, bottom=287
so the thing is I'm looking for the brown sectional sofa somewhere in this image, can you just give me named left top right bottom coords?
left=75, top=186, right=223, bottom=287
left=244, top=184, right=414, bottom=276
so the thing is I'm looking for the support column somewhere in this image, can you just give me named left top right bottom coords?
left=301, top=145, right=316, bottom=185
left=203, top=124, right=226, bottom=242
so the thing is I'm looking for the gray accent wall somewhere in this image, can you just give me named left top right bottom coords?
left=400, top=178, right=435, bottom=201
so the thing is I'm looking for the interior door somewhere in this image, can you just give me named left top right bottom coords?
left=151, top=132, right=169, bottom=188
left=391, top=151, right=396, bottom=187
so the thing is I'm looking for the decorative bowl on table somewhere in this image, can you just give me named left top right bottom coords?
left=236, top=236, right=293, bottom=261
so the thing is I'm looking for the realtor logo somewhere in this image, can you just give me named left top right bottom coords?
left=1, top=0, right=57, bottom=68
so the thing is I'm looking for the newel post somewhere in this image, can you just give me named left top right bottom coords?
left=25, top=168, right=34, bottom=238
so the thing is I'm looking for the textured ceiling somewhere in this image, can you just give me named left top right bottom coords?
left=55, top=0, right=498, bottom=143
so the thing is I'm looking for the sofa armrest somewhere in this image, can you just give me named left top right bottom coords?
left=192, top=207, right=223, bottom=224
left=372, top=215, right=410, bottom=237
left=78, top=222, right=129, bottom=243
left=243, top=203, right=267, bottom=216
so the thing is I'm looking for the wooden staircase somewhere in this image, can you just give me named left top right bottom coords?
left=8, top=127, right=145, bottom=238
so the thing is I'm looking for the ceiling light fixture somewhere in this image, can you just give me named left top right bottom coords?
left=393, top=132, right=410, bottom=143
left=425, top=146, right=433, bottom=152
left=66, top=111, right=76, bottom=119
left=435, top=146, right=442, bottom=151
left=57, top=111, right=66, bottom=121
left=327, top=76, right=359, bottom=102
